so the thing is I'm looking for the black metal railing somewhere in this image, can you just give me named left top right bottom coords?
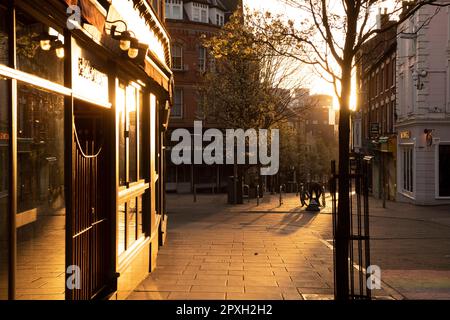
left=330, top=154, right=372, bottom=300
left=69, top=127, right=107, bottom=300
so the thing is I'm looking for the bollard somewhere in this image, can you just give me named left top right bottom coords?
left=256, top=185, right=260, bottom=206
left=193, top=184, right=197, bottom=203
left=279, top=185, right=283, bottom=206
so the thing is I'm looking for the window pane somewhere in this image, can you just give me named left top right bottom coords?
left=16, top=84, right=65, bottom=299
left=439, top=145, right=450, bottom=197
left=198, top=47, right=206, bottom=72
left=0, top=77, right=9, bottom=299
left=201, top=9, right=207, bottom=23
left=139, top=91, right=145, bottom=180
left=173, top=5, right=181, bottom=19
left=127, top=86, right=137, bottom=183
left=0, top=2, right=8, bottom=65
left=172, top=45, right=182, bottom=70
left=117, top=84, right=126, bottom=186
left=171, top=88, right=182, bottom=117
left=409, top=149, right=413, bottom=192
left=127, top=198, right=137, bottom=246
left=137, top=195, right=143, bottom=237
left=193, top=7, right=200, bottom=21
left=15, top=9, right=64, bottom=85
left=118, top=202, right=126, bottom=255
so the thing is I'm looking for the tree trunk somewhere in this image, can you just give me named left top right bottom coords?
left=335, top=62, right=352, bottom=300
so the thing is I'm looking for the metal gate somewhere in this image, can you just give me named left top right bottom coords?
left=330, top=154, right=372, bottom=300
left=68, top=118, right=109, bottom=300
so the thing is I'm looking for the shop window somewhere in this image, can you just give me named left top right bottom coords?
left=139, top=90, right=145, bottom=181
left=118, top=83, right=145, bottom=186
left=118, top=195, right=144, bottom=257
left=16, top=83, right=65, bottom=299
left=439, top=145, right=450, bottom=197
left=0, top=3, right=9, bottom=299
left=402, top=147, right=413, bottom=193
left=118, top=84, right=126, bottom=185
left=117, top=82, right=148, bottom=257
left=172, top=44, right=183, bottom=70
left=0, top=2, right=8, bottom=66
left=171, top=88, right=183, bottom=118
left=0, top=77, right=9, bottom=299
left=128, top=86, right=138, bottom=183
left=15, top=8, right=64, bottom=85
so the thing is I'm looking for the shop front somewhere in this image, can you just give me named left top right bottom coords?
left=0, top=0, right=172, bottom=300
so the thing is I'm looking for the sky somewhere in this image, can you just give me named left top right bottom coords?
left=243, top=0, right=396, bottom=109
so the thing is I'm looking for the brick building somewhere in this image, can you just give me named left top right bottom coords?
left=354, top=11, right=397, bottom=200
left=165, top=0, right=241, bottom=193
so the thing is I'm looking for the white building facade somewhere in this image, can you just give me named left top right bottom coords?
left=396, top=4, right=450, bottom=205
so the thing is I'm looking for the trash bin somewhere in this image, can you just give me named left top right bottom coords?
left=227, top=176, right=243, bottom=204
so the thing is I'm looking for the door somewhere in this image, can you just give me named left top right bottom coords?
left=68, top=104, right=110, bottom=300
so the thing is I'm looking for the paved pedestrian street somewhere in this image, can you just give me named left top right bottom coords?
left=128, top=192, right=449, bottom=300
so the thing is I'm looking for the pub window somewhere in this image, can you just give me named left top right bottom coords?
left=117, top=82, right=148, bottom=256
left=15, top=8, right=64, bottom=85
left=172, top=44, right=183, bottom=70
left=0, top=1, right=8, bottom=66
left=171, top=88, right=183, bottom=118
left=117, top=83, right=146, bottom=187
left=439, top=145, right=450, bottom=197
left=402, top=147, right=413, bottom=193
left=16, top=83, right=66, bottom=299
left=0, top=76, right=8, bottom=299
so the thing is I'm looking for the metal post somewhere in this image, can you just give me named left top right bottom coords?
left=279, top=185, right=283, bottom=206
left=193, top=184, right=197, bottom=203
left=256, top=185, right=259, bottom=206
left=382, top=153, right=386, bottom=209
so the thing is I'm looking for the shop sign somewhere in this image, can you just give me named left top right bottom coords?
left=370, top=123, right=380, bottom=136
left=400, top=130, right=411, bottom=139
left=0, top=132, right=9, bottom=140
left=72, top=39, right=109, bottom=106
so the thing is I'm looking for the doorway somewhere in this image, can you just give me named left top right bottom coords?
left=68, top=101, right=111, bottom=300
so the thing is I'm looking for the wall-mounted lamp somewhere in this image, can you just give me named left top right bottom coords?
left=53, top=40, right=65, bottom=58
left=108, top=20, right=146, bottom=60
left=412, top=69, right=428, bottom=90
left=128, top=38, right=140, bottom=59
left=38, top=34, right=57, bottom=51
left=35, top=33, right=64, bottom=59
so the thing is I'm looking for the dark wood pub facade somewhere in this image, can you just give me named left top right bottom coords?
left=0, top=0, right=172, bottom=299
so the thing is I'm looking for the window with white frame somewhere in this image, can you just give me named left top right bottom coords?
left=172, top=44, right=183, bottom=70
left=402, top=146, right=414, bottom=193
left=215, top=12, right=224, bottom=26
left=165, top=0, right=183, bottom=20
left=192, top=2, right=208, bottom=23
left=198, top=46, right=206, bottom=72
left=171, top=88, right=183, bottom=118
